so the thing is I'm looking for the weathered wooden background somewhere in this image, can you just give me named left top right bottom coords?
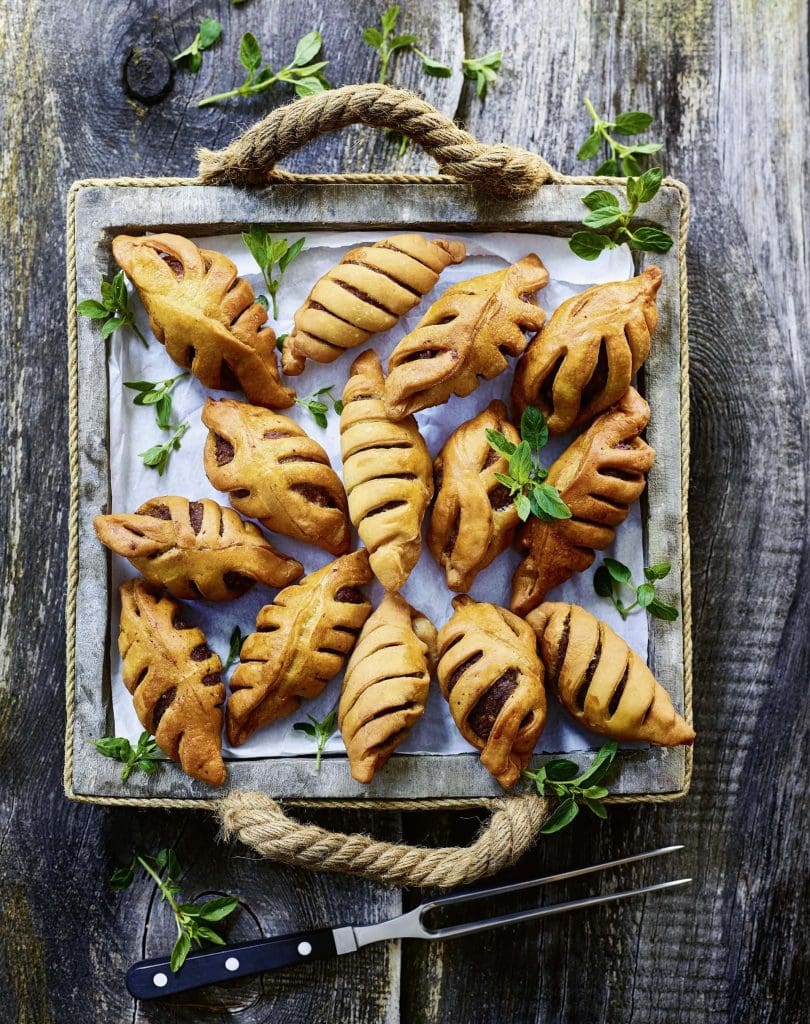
left=1, top=0, right=808, bottom=1022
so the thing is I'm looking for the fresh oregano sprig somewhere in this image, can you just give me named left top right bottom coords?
left=363, top=5, right=419, bottom=84
left=222, top=625, right=246, bottom=672
left=93, top=731, right=162, bottom=782
left=241, top=227, right=305, bottom=319
left=124, top=373, right=189, bottom=430
left=295, top=386, right=343, bottom=428
left=462, top=50, right=503, bottom=97
left=173, top=17, right=222, bottom=72
left=578, top=98, right=663, bottom=177
left=523, top=740, right=618, bottom=834
left=78, top=270, right=148, bottom=347
left=139, top=421, right=189, bottom=476
left=111, top=849, right=239, bottom=973
left=594, top=557, right=679, bottom=621
left=198, top=29, right=329, bottom=107
left=485, top=406, right=571, bottom=523
left=294, top=709, right=337, bottom=771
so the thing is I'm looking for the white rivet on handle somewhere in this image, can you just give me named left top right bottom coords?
left=297, top=941, right=312, bottom=956
left=225, top=957, right=240, bottom=972
left=152, top=972, right=168, bottom=988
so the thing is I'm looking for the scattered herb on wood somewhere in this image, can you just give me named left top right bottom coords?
left=294, top=709, right=337, bottom=771
left=362, top=5, right=418, bottom=84
left=198, top=29, right=329, bottom=107
left=462, top=50, right=503, bottom=97
left=111, top=849, right=239, bottom=972
left=295, top=386, right=343, bottom=428
left=139, top=421, right=190, bottom=476
left=485, top=406, right=571, bottom=523
left=594, top=557, right=679, bottom=621
left=173, top=17, right=222, bottom=72
left=577, top=99, right=663, bottom=177
left=78, top=270, right=148, bottom=347
left=523, top=740, right=618, bottom=833
left=93, top=732, right=162, bottom=782
left=241, top=227, right=305, bottom=319
left=124, top=373, right=189, bottom=430
left=222, top=625, right=246, bottom=672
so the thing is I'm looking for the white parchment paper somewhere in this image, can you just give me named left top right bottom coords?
left=107, top=230, right=642, bottom=760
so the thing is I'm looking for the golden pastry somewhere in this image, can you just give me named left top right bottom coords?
left=112, top=233, right=294, bottom=409
left=340, top=350, right=433, bottom=590
left=202, top=398, right=351, bottom=556
left=282, top=234, right=466, bottom=375
left=428, top=400, right=520, bottom=592
left=512, top=267, right=662, bottom=433
left=118, top=580, right=226, bottom=786
left=94, top=496, right=302, bottom=601
left=436, top=596, right=546, bottom=788
left=511, top=388, right=655, bottom=616
left=384, top=255, right=549, bottom=419
left=339, top=592, right=436, bottom=784
left=228, top=549, right=372, bottom=745
left=527, top=602, right=694, bottom=745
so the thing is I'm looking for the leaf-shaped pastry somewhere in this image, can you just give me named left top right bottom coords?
left=112, top=233, right=294, bottom=409
left=282, top=234, right=466, bottom=375
left=511, top=388, right=655, bottom=616
left=118, top=580, right=226, bottom=786
left=340, top=350, right=433, bottom=590
left=512, top=267, right=662, bottom=434
left=202, top=398, right=351, bottom=556
left=436, top=596, right=546, bottom=789
left=94, top=496, right=303, bottom=601
left=384, top=255, right=549, bottom=419
left=527, top=602, right=695, bottom=745
left=428, top=400, right=520, bottom=592
left=228, top=549, right=373, bottom=745
left=339, top=592, right=436, bottom=784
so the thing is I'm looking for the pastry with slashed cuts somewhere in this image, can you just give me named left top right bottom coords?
left=112, top=233, right=293, bottom=408
left=436, top=596, right=546, bottom=788
left=227, top=549, right=372, bottom=746
left=94, top=496, right=302, bottom=601
left=527, top=602, right=694, bottom=745
left=512, top=267, right=662, bottom=434
left=281, top=234, right=466, bottom=375
left=428, top=400, right=520, bottom=592
left=340, top=350, right=433, bottom=590
left=118, top=579, right=226, bottom=786
left=511, top=388, right=655, bottom=616
left=202, top=398, right=350, bottom=556
left=384, top=255, right=549, bottom=419
left=339, top=592, right=436, bottom=784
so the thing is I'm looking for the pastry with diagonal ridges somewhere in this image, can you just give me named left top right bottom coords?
left=281, top=234, right=466, bottom=375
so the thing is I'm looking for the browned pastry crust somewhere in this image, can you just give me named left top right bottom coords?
left=527, top=602, right=695, bottom=745
left=202, top=398, right=351, bottom=556
left=340, top=350, right=433, bottom=590
left=94, top=496, right=303, bottom=601
left=339, top=592, right=436, bottom=784
left=281, top=234, right=466, bottom=375
left=112, top=233, right=294, bottom=409
left=118, top=579, right=226, bottom=786
left=428, top=400, right=520, bottom=592
left=384, top=255, right=549, bottom=419
left=511, top=388, right=655, bottom=616
left=436, top=595, right=546, bottom=788
left=227, top=549, right=373, bottom=745
left=511, top=267, right=662, bottom=434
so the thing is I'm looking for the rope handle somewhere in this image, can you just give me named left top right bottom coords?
left=218, top=791, right=550, bottom=888
left=197, top=83, right=556, bottom=198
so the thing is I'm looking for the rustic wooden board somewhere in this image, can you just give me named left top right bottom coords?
left=1, top=0, right=807, bottom=1022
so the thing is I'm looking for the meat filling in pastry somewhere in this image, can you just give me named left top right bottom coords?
left=118, top=580, right=226, bottom=786
left=282, top=234, right=466, bottom=375
left=527, top=602, right=695, bottom=745
left=512, top=267, right=662, bottom=433
left=384, top=255, right=549, bottom=419
left=202, top=398, right=351, bottom=556
left=511, top=388, right=655, bottom=616
left=339, top=592, right=436, bottom=784
left=228, top=549, right=373, bottom=746
left=112, top=233, right=294, bottom=409
left=94, top=496, right=303, bottom=601
left=436, top=596, right=546, bottom=788
left=340, top=350, right=433, bottom=590
left=428, top=400, right=520, bottom=592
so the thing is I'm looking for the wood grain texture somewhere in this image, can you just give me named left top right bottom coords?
left=0, top=1, right=807, bottom=1023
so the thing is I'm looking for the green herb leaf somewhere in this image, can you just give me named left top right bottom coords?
left=612, top=111, right=654, bottom=135
left=493, top=472, right=517, bottom=491
left=294, top=722, right=317, bottom=738
left=77, top=299, right=109, bottom=319
left=485, top=428, right=517, bottom=458
left=170, top=932, right=191, bottom=973
left=294, top=708, right=337, bottom=771
left=573, top=740, right=617, bottom=787
left=534, top=483, right=572, bottom=520
left=139, top=421, right=189, bottom=476
left=514, top=492, right=531, bottom=521
left=595, top=157, right=619, bottom=176
left=627, top=226, right=674, bottom=253
left=583, top=797, right=608, bottom=819
left=239, top=32, right=262, bottom=72
left=416, top=51, right=452, bottom=77
left=577, top=131, right=601, bottom=161
left=582, top=206, right=624, bottom=229
left=293, top=30, right=322, bottom=67
left=110, top=865, right=135, bottom=890
left=197, top=896, right=240, bottom=922
left=544, top=758, right=579, bottom=782
left=648, top=597, right=679, bottom=621
left=604, top=557, right=632, bottom=584
left=636, top=582, right=655, bottom=607
left=593, top=564, right=614, bottom=598
left=508, top=441, right=532, bottom=485
left=199, top=18, right=222, bottom=50
left=223, top=626, right=245, bottom=672
left=569, top=230, right=610, bottom=260
left=644, top=561, right=672, bottom=580
left=540, top=797, right=580, bottom=834
left=362, top=26, right=383, bottom=47
left=520, top=406, right=549, bottom=453
left=582, top=189, right=621, bottom=212
left=636, top=166, right=663, bottom=202
left=462, top=51, right=502, bottom=98
left=242, top=228, right=305, bottom=318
